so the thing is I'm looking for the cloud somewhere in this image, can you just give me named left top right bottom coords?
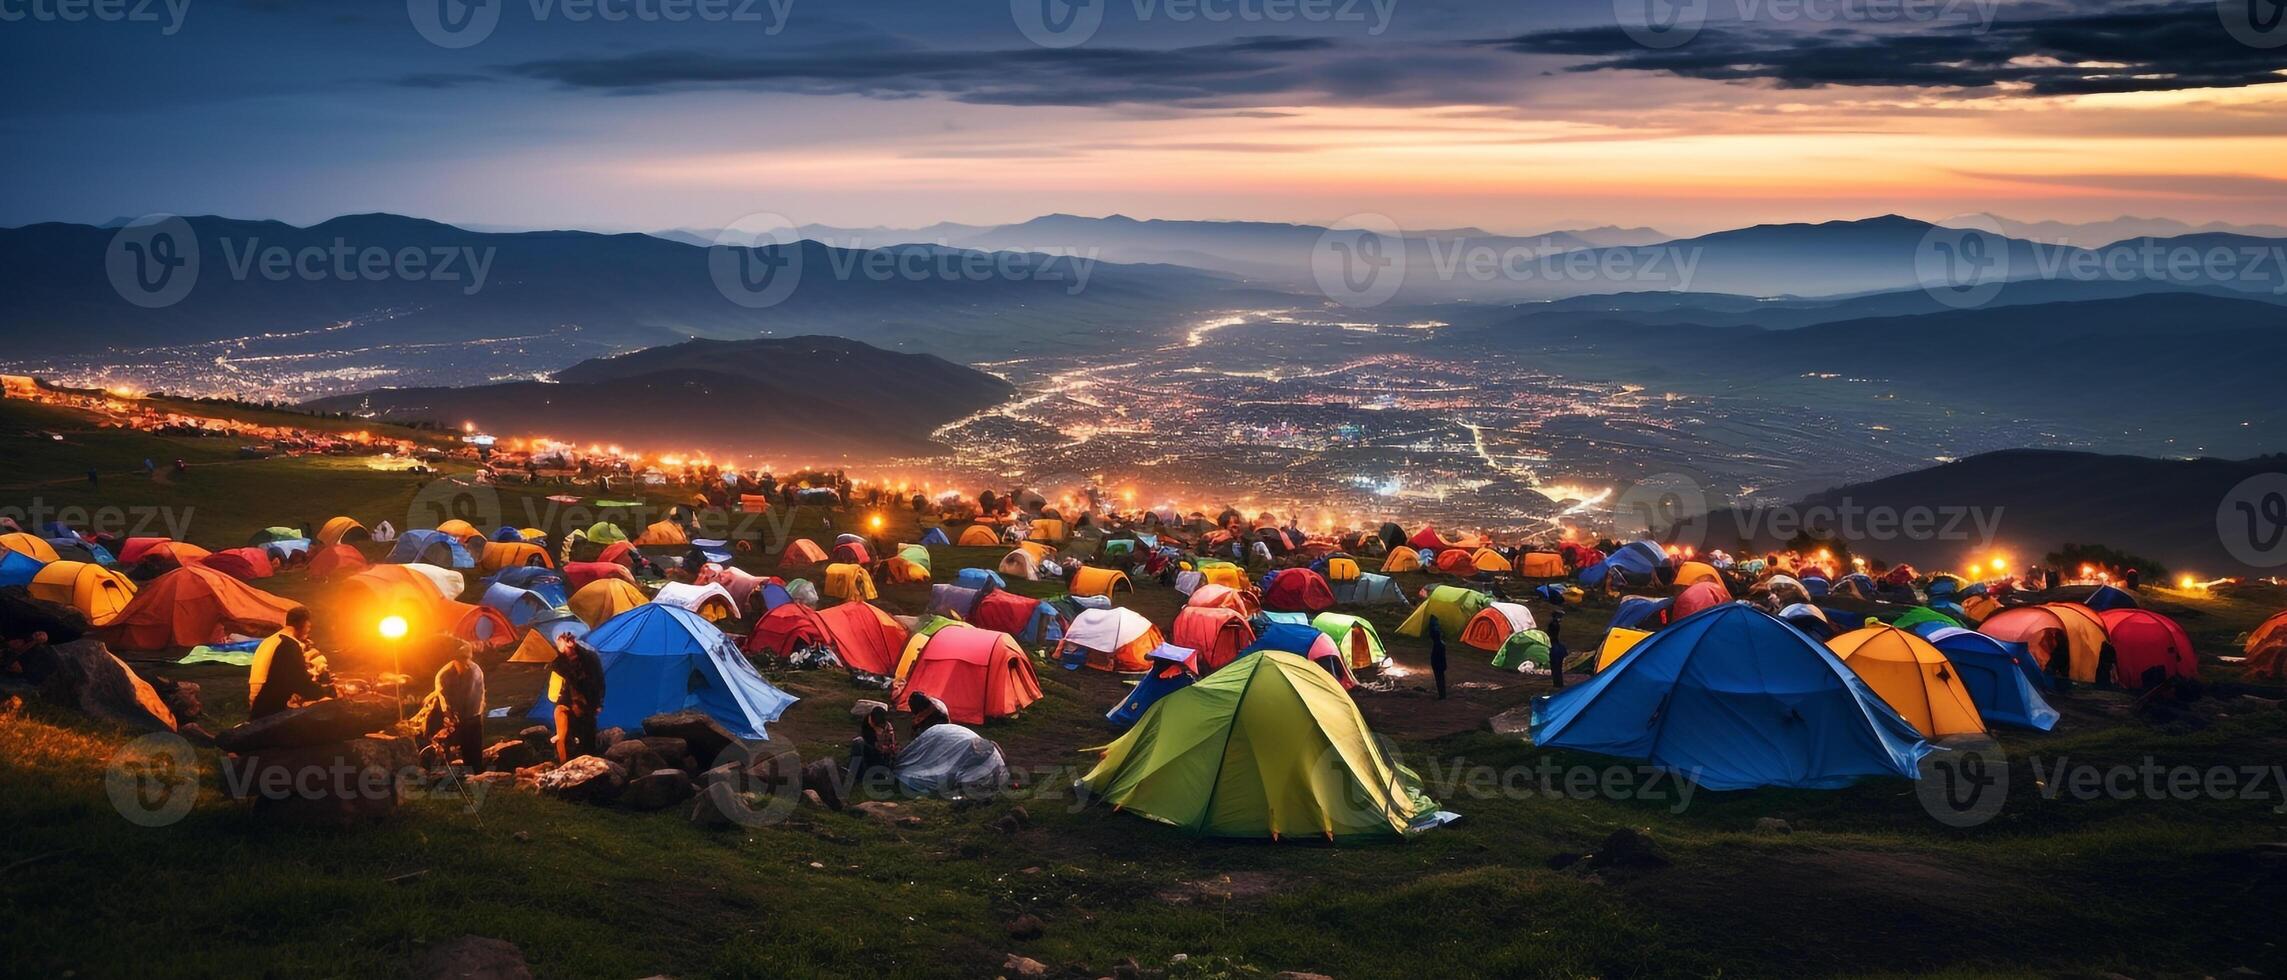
left=1489, top=4, right=2287, bottom=96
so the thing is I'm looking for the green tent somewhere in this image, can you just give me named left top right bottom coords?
left=1890, top=606, right=1962, bottom=632
left=583, top=522, right=629, bottom=545
left=249, top=526, right=303, bottom=544
left=1310, top=612, right=1388, bottom=669
left=1395, top=585, right=1490, bottom=637
left=1490, top=629, right=1552, bottom=670
left=1078, top=651, right=1443, bottom=841
left=897, top=544, right=932, bottom=572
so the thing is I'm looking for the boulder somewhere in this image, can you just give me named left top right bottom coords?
left=226, top=734, right=417, bottom=827
left=634, top=735, right=693, bottom=772
left=595, top=727, right=629, bottom=750
left=516, top=725, right=553, bottom=753
left=624, top=769, right=696, bottom=811
left=216, top=696, right=396, bottom=753
left=603, top=738, right=669, bottom=776
left=1001, top=954, right=1048, bottom=978
left=150, top=676, right=203, bottom=721
left=639, top=710, right=742, bottom=766
left=0, top=587, right=89, bottom=643
left=1753, top=817, right=1792, bottom=835
left=1486, top=704, right=1535, bottom=737
left=689, top=780, right=748, bottom=829
left=1005, top=914, right=1044, bottom=940
left=533, top=755, right=626, bottom=804
left=41, top=638, right=175, bottom=732
left=1587, top=827, right=1668, bottom=869
left=482, top=739, right=541, bottom=773
left=410, top=935, right=532, bottom=980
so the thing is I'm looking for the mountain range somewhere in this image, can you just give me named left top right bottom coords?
left=302, top=335, right=1012, bottom=458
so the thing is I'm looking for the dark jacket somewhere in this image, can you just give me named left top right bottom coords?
left=550, top=642, right=607, bottom=714
left=249, top=631, right=331, bottom=719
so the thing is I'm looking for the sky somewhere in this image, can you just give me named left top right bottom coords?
left=3, top=0, right=2284, bottom=235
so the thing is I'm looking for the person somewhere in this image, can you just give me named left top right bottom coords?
left=909, top=692, right=950, bottom=735
left=1546, top=609, right=1568, bottom=690
left=2123, top=567, right=2141, bottom=591
left=847, top=700, right=899, bottom=791
left=428, top=640, right=487, bottom=771
left=85, top=467, right=98, bottom=489
left=248, top=607, right=334, bottom=719
left=549, top=630, right=606, bottom=763
left=1426, top=616, right=1448, bottom=700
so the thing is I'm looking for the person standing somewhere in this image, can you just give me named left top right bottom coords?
left=1427, top=616, right=1449, bottom=700
left=248, top=608, right=333, bottom=719
left=1546, top=609, right=1568, bottom=690
left=549, top=631, right=606, bottom=763
left=429, top=641, right=487, bottom=771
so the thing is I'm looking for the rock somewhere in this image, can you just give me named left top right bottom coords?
left=699, top=761, right=750, bottom=789
left=595, top=727, right=629, bottom=750
left=1006, top=914, right=1044, bottom=940
left=603, top=738, right=669, bottom=777
left=1001, top=954, right=1048, bottom=978
left=150, top=676, right=203, bottom=721
left=801, top=789, right=825, bottom=808
left=1753, top=818, right=1792, bottom=835
left=851, top=800, right=903, bottom=825
left=516, top=725, right=553, bottom=755
left=1486, top=704, right=1535, bottom=737
left=0, top=588, right=89, bottom=642
left=216, top=695, right=396, bottom=752
left=410, top=935, right=531, bottom=980
left=41, top=638, right=175, bottom=732
left=635, top=735, right=694, bottom=772
left=482, top=739, right=541, bottom=773
left=802, top=758, right=845, bottom=811
left=623, top=769, right=696, bottom=811
left=640, top=710, right=742, bottom=766
left=533, top=755, right=626, bottom=804
left=511, top=830, right=531, bottom=843
left=689, top=780, right=747, bottom=829
left=225, top=734, right=416, bottom=827
left=1587, top=828, right=1668, bottom=869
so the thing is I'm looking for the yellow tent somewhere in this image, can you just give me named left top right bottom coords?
left=1675, top=561, right=1727, bottom=590
left=825, top=563, right=878, bottom=601
left=957, top=525, right=1001, bottom=547
left=1516, top=552, right=1566, bottom=577
left=1198, top=563, right=1249, bottom=591
left=1471, top=548, right=1510, bottom=573
left=435, top=519, right=483, bottom=544
left=0, top=532, right=59, bottom=564
left=1016, top=540, right=1057, bottom=561
left=1070, top=566, right=1132, bottom=597
left=568, top=578, right=647, bottom=628
left=29, top=561, right=137, bottom=626
left=1594, top=627, right=1652, bottom=670
left=1396, top=585, right=1491, bottom=638
left=1027, top=519, right=1068, bottom=543
left=1828, top=625, right=1985, bottom=738
left=634, top=520, right=688, bottom=546
left=1325, top=556, right=1360, bottom=582
left=316, top=516, right=368, bottom=547
left=1380, top=546, right=1422, bottom=573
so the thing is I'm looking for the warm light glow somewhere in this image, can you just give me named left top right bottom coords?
left=377, top=615, right=409, bottom=640
left=868, top=514, right=884, bottom=530
left=2178, top=575, right=2196, bottom=590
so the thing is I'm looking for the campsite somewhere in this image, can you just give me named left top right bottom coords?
left=4, top=390, right=2285, bottom=979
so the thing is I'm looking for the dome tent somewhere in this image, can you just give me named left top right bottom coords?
left=893, top=624, right=1043, bottom=724
left=1826, top=625, right=1987, bottom=738
left=1910, top=625, right=2058, bottom=731
left=527, top=604, right=797, bottom=740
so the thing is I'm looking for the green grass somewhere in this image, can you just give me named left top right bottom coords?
left=4, top=394, right=2287, bottom=978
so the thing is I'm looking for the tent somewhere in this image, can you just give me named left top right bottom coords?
left=1531, top=604, right=1930, bottom=790
left=896, top=544, right=933, bottom=572
left=1240, top=622, right=1354, bottom=689
left=927, top=583, right=986, bottom=621
left=1890, top=606, right=1962, bottom=633
left=919, top=527, right=952, bottom=547
left=1026, top=519, right=1068, bottom=544
left=1827, top=626, right=1986, bottom=738
left=1913, top=626, right=2058, bottom=731
left=508, top=613, right=589, bottom=664
left=330, top=567, right=516, bottom=663
left=652, top=581, right=741, bottom=622
left=0, top=548, right=43, bottom=587
left=1071, top=566, right=1132, bottom=598
left=831, top=540, right=873, bottom=566
left=957, top=567, right=1009, bottom=591
left=957, top=525, right=1001, bottom=547
left=379, top=563, right=464, bottom=601
left=1107, top=645, right=1198, bottom=730
left=481, top=582, right=558, bottom=629
left=387, top=529, right=475, bottom=569
left=1077, top=650, right=1441, bottom=841
left=28, top=561, right=136, bottom=626
left=1432, top=548, right=1479, bottom=576
left=1780, top=604, right=1840, bottom=641
left=969, top=590, right=1063, bottom=646
left=1311, top=612, right=1387, bottom=669
left=1324, top=556, right=1360, bottom=582
left=476, top=540, right=553, bottom=575
left=1580, top=541, right=1669, bottom=589
left=2080, top=584, right=2141, bottom=611
left=893, top=624, right=1043, bottom=724
left=997, top=549, right=1043, bottom=581
left=1607, top=595, right=1673, bottom=633
left=779, top=539, right=829, bottom=568
left=633, top=520, right=688, bottom=546
left=1459, top=601, right=1536, bottom=651
left=1396, top=585, right=1489, bottom=638
left=1172, top=606, right=1256, bottom=675
left=528, top=604, right=797, bottom=740
left=1671, top=581, right=1730, bottom=620
left=569, top=578, right=648, bottom=628
left=1060, top=607, right=1164, bottom=672
left=1380, top=547, right=1423, bottom=573
left=1674, top=561, right=1728, bottom=589
left=1516, top=552, right=1566, bottom=578
left=200, top=547, right=276, bottom=581
left=881, top=557, right=931, bottom=584
left=824, top=563, right=878, bottom=601
left=491, top=565, right=570, bottom=607
left=1491, top=629, right=1553, bottom=671
left=435, top=519, right=485, bottom=545
left=1330, top=573, right=1407, bottom=608
left=1186, top=583, right=1259, bottom=617
left=1470, top=548, right=1511, bottom=573
left=316, top=516, right=369, bottom=547
left=1593, top=627, right=1651, bottom=670
left=1195, top=562, right=1249, bottom=592
left=1407, top=525, right=1456, bottom=551
left=105, top=565, right=301, bottom=651
left=1260, top=568, right=1336, bottom=614
left=2097, top=609, right=2198, bottom=689
left=747, top=601, right=910, bottom=676
left=124, top=540, right=209, bottom=569
left=1979, top=605, right=2104, bottom=684
left=0, top=532, right=61, bottom=564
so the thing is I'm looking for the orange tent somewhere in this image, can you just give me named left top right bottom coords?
left=435, top=519, right=484, bottom=545
left=1827, top=625, right=1985, bottom=738
left=825, top=563, right=878, bottom=601
left=0, top=532, right=60, bottom=563
left=1979, top=604, right=2106, bottom=684
left=817, top=602, right=910, bottom=676
left=316, top=516, right=368, bottom=547
left=1470, top=548, right=1510, bottom=573
left=957, top=524, right=1002, bottom=547
left=1433, top=548, right=1479, bottom=575
left=28, top=561, right=137, bottom=626
left=893, top=625, right=1043, bottom=724
left=1186, top=584, right=1260, bottom=617
left=779, top=539, right=829, bottom=568
left=881, top=557, right=931, bottom=584
left=1516, top=552, right=1566, bottom=577
left=1172, top=606, right=1255, bottom=674
left=105, top=565, right=300, bottom=651
left=478, top=540, right=554, bottom=574
left=326, top=567, right=516, bottom=665
left=1071, top=566, right=1132, bottom=598
left=1460, top=602, right=1536, bottom=651
left=1380, top=546, right=1422, bottom=573
left=569, top=578, right=647, bottom=628
left=306, top=543, right=370, bottom=581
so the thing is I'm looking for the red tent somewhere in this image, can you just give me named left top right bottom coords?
left=968, top=590, right=1048, bottom=638
left=1407, top=525, right=1455, bottom=551
left=105, top=565, right=300, bottom=651
left=305, top=543, right=369, bottom=581
left=815, top=601, right=908, bottom=675
left=894, top=626, right=1043, bottom=724
left=198, top=547, right=276, bottom=580
left=779, top=539, right=829, bottom=568
left=2097, top=608, right=2198, bottom=689
left=564, top=561, right=637, bottom=593
left=1261, top=568, right=1336, bottom=614
left=595, top=540, right=639, bottom=567
left=831, top=540, right=873, bottom=565
left=1171, top=606, right=1255, bottom=674
left=1673, top=581, right=1730, bottom=620
left=1433, top=548, right=1479, bottom=575
left=747, top=603, right=831, bottom=657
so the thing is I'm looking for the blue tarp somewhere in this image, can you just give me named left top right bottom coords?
left=387, top=529, right=474, bottom=569
left=526, top=604, right=796, bottom=740
left=0, top=549, right=44, bottom=587
left=1532, top=603, right=1931, bottom=790
left=481, top=582, right=558, bottom=629
left=1912, top=625, right=2058, bottom=729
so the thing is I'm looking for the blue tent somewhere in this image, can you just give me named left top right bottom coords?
left=482, top=582, right=558, bottom=629
left=1801, top=575, right=1832, bottom=599
left=2080, top=584, right=2140, bottom=611
left=387, top=529, right=474, bottom=569
left=261, top=539, right=311, bottom=563
left=1607, top=595, right=1673, bottom=633
left=1251, top=610, right=1311, bottom=629
left=1532, top=604, right=1931, bottom=790
left=526, top=604, right=796, bottom=740
left=1778, top=603, right=1838, bottom=641
left=920, top=527, right=951, bottom=546
left=0, top=549, right=44, bottom=587
left=954, top=567, right=1006, bottom=590
left=1581, top=540, right=1669, bottom=588
left=489, top=565, right=569, bottom=607
left=1106, top=645, right=1196, bottom=729
left=1912, top=626, right=2058, bottom=730
left=756, top=581, right=794, bottom=611
left=1244, top=622, right=1327, bottom=658
left=493, top=525, right=526, bottom=543
left=928, top=583, right=985, bottom=620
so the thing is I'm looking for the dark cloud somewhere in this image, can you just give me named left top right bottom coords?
left=1490, top=4, right=2287, bottom=96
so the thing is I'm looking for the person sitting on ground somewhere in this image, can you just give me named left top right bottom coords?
left=847, top=700, right=900, bottom=792
left=549, top=630, right=607, bottom=763
left=427, top=640, right=487, bottom=771
left=249, top=607, right=334, bottom=720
